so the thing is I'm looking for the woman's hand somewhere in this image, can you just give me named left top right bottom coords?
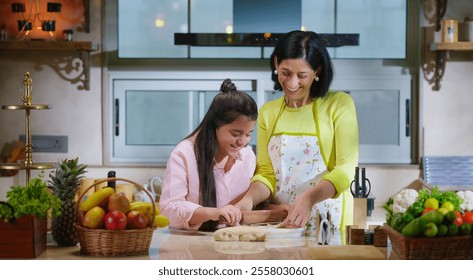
left=234, top=196, right=254, bottom=211
left=216, top=205, right=242, bottom=226
left=234, top=181, right=272, bottom=211
left=265, top=203, right=291, bottom=213
left=279, top=192, right=313, bottom=228
left=280, top=180, right=337, bottom=228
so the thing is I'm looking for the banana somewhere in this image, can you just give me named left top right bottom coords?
left=80, top=187, right=114, bottom=212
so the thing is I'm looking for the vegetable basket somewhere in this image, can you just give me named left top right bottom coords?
left=75, top=177, right=156, bottom=256
left=384, top=224, right=473, bottom=259
left=0, top=202, right=47, bottom=258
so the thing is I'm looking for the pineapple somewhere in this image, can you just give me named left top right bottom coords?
left=48, top=157, right=87, bottom=246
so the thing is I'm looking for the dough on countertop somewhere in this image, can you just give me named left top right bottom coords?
left=213, top=226, right=266, bottom=242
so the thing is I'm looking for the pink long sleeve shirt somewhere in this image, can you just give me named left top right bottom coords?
left=159, top=138, right=256, bottom=230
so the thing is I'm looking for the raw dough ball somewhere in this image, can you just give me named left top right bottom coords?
left=214, top=226, right=266, bottom=242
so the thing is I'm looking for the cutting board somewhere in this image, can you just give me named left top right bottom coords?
left=308, top=245, right=385, bottom=260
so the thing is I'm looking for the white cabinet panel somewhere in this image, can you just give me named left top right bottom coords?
left=118, top=0, right=188, bottom=58
left=334, top=0, right=407, bottom=59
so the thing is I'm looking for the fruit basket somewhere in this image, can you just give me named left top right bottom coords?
left=76, top=177, right=156, bottom=256
left=384, top=224, right=473, bottom=259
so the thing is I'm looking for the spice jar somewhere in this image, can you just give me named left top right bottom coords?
left=442, top=19, right=458, bottom=42
left=63, top=29, right=73, bottom=41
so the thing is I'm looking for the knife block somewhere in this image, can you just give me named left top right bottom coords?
left=353, top=198, right=367, bottom=229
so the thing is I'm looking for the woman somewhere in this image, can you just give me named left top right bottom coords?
left=236, top=30, right=359, bottom=235
left=159, top=78, right=258, bottom=232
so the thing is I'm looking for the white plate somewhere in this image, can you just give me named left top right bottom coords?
left=255, top=225, right=305, bottom=239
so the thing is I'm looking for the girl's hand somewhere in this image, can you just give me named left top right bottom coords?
left=217, top=205, right=242, bottom=226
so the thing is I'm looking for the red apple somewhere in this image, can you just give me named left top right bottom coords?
left=126, top=210, right=149, bottom=229
left=104, top=210, right=127, bottom=230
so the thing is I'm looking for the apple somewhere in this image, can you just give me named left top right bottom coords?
left=82, top=206, right=105, bottom=229
left=126, top=210, right=149, bottom=229
left=104, top=210, right=127, bottom=230
left=108, top=192, right=130, bottom=213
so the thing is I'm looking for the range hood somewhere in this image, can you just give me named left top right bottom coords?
left=174, top=0, right=358, bottom=48
left=174, top=33, right=359, bottom=48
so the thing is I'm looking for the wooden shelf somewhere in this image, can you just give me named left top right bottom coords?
left=0, top=41, right=99, bottom=90
left=428, top=0, right=473, bottom=90
left=0, top=40, right=97, bottom=51
left=429, top=41, right=473, bottom=51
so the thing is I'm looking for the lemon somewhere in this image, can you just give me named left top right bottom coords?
left=440, top=201, right=455, bottom=212
left=438, top=207, right=449, bottom=216
left=424, top=198, right=439, bottom=210
left=153, top=214, right=170, bottom=228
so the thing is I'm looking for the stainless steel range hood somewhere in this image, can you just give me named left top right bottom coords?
left=174, top=0, right=358, bottom=48
left=174, top=33, right=359, bottom=48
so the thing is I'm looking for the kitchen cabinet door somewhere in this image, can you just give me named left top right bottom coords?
left=189, top=0, right=262, bottom=58
left=334, top=0, right=407, bottom=59
left=301, top=0, right=336, bottom=58
left=118, top=0, right=188, bottom=58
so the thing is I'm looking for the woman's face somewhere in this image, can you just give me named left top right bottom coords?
left=215, top=115, right=255, bottom=160
left=275, top=58, right=318, bottom=106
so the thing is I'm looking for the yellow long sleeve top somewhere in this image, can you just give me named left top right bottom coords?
left=252, top=90, right=359, bottom=198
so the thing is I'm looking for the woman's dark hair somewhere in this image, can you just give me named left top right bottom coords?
left=270, top=30, right=334, bottom=99
left=186, top=78, right=258, bottom=231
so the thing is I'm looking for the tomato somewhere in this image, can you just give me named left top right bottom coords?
left=422, top=207, right=435, bottom=216
left=453, top=210, right=463, bottom=227
left=461, top=211, right=473, bottom=225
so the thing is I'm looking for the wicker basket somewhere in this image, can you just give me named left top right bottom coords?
left=76, top=177, right=156, bottom=256
left=384, top=224, right=473, bottom=259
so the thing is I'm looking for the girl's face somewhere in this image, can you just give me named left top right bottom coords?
left=275, top=58, right=318, bottom=107
left=215, top=116, right=255, bottom=160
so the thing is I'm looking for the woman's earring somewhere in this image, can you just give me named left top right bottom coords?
left=314, top=76, right=319, bottom=82
left=274, top=69, right=278, bottom=75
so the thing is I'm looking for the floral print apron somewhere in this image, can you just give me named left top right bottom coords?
left=268, top=134, right=343, bottom=236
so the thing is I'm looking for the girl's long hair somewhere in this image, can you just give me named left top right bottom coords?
left=186, top=78, right=257, bottom=231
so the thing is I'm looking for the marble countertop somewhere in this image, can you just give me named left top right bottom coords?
left=34, top=207, right=388, bottom=260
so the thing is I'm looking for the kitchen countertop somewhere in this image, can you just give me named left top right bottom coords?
left=33, top=207, right=388, bottom=260
left=37, top=228, right=388, bottom=260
